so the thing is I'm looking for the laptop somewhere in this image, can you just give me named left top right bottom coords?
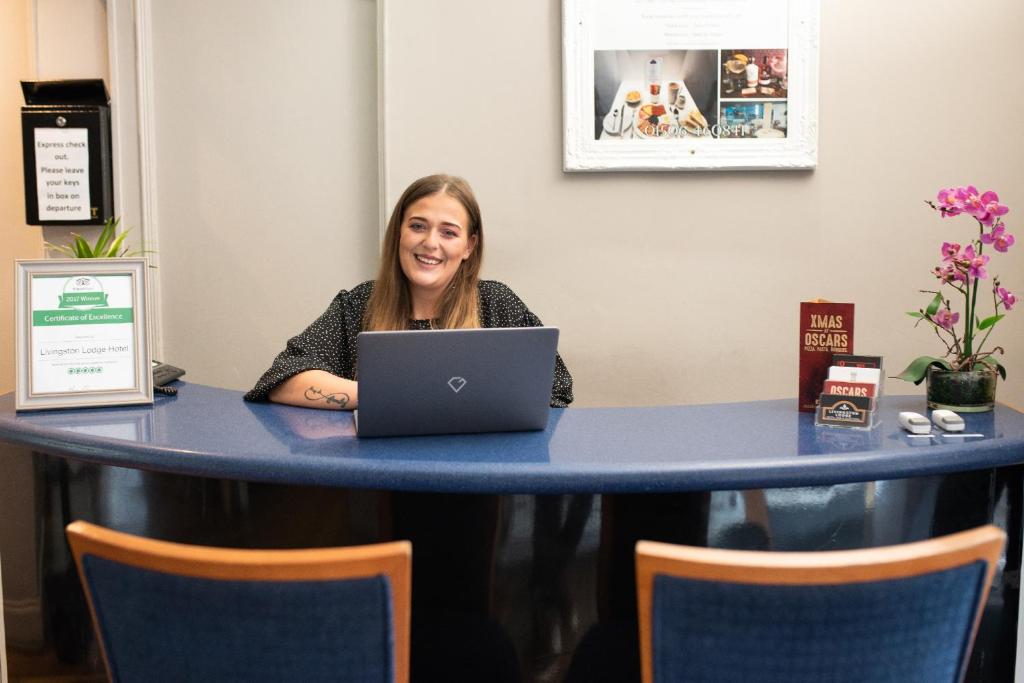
left=354, top=327, right=559, bottom=437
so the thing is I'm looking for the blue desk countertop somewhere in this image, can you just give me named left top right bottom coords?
left=1, top=384, right=1023, bottom=493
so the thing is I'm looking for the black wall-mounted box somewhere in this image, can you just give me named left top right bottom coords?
left=21, top=79, right=114, bottom=226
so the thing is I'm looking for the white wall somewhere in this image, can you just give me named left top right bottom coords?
left=141, top=0, right=1023, bottom=410
left=146, top=0, right=380, bottom=387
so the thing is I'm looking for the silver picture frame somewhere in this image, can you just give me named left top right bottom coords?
left=15, top=258, right=153, bottom=411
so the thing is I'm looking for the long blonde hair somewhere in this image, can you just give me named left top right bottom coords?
left=364, top=174, right=483, bottom=330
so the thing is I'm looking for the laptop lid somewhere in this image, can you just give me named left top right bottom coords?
left=355, top=327, right=559, bottom=437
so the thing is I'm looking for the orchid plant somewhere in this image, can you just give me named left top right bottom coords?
left=897, top=185, right=1015, bottom=384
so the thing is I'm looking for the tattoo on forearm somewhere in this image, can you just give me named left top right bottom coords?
left=304, top=386, right=350, bottom=408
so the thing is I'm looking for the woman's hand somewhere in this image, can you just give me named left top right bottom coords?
left=268, top=370, right=358, bottom=410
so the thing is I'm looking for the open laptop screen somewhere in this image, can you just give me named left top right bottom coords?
left=354, top=327, right=559, bottom=437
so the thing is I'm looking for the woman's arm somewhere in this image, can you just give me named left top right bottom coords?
left=268, top=370, right=358, bottom=410
left=245, top=284, right=373, bottom=405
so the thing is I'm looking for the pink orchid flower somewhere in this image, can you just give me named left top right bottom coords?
left=976, top=191, right=1010, bottom=226
left=933, top=307, right=960, bottom=330
left=936, top=188, right=962, bottom=217
left=956, top=186, right=984, bottom=216
left=940, top=242, right=961, bottom=261
left=933, top=263, right=966, bottom=284
left=961, top=244, right=989, bottom=280
left=980, top=224, right=1016, bottom=253
left=997, top=287, right=1016, bottom=311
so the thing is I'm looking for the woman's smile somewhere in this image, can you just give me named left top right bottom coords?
left=413, top=253, right=444, bottom=267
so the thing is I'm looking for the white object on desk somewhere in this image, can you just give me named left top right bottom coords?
left=898, top=411, right=932, bottom=435
left=931, top=409, right=965, bottom=432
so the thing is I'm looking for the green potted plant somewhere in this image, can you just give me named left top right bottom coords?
left=44, top=216, right=150, bottom=259
left=896, top=186, right=1015, bottom=412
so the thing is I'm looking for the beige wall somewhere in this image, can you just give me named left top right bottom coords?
left=0, top=0, right=43, bottom=395
left=1, top=0, right=45, bottom=655
left=1, top=0, right=111, bottom=394
left=382, top=0, right=1024, bottom=408
left=147, top=0, right=381, bottom=387
left=35, top=0, right=110, bottom=251
left=145, top=0, right=1023, bottom=409
left=33, top=0, right=109, bottom=80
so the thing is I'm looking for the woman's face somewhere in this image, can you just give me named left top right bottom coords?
left=398, top=191, right=476, bottom=302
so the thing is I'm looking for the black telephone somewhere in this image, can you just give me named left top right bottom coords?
left=152, top=361, right=186, bottom=395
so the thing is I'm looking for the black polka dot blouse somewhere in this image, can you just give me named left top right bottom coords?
left=244, top=280, right=574, bottom=407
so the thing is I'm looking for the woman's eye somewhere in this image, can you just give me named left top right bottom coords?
left=409, top=223, right=426, bottom=232
left=442, top=229, right=459, bottom=238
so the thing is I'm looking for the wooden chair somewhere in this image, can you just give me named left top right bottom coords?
left=66, top=521, right=410, bottom=682
left=636, top=525, right=1004, bottom=683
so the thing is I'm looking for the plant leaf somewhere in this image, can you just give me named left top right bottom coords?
left=977, top=357, right=1008, bottom=380
left=92, top=217, right=117, bottom=255
left=924, top=292, right=944, bottom=317
left=894, top=356, right=952, bottom=385
left=906, top=311, right=925, bottom=318
left=105, top=231, right=129, bottom=258
left=72, top=234, right=93, bottom=258
left=977, top=314, right=1005, bottom=331
left=44, top=241, right=76, bottom=257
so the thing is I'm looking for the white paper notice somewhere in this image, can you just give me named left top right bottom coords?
left=593, top=0, right=788, bottom=49
left=34, top=128, right=91, bottom=221
left=29, top=273, right=137, bottom=395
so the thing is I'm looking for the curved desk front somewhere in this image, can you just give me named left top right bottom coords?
left=1, top=384, right=1022, bottom=682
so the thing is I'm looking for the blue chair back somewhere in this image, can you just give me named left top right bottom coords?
left=67, top=521, right=411, bottom=683
left=636, top=525, right=1004, bottom=683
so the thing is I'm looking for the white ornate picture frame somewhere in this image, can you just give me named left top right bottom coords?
left=15, top=258, right=153, bottom=411
left=563, top=0, right=819, bottom=171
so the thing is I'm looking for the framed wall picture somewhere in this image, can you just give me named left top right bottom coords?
left=15, top=259, right=152, bottom=411
left=562, top=0, right=819, bottom=171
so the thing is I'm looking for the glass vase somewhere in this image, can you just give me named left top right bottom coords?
left=925, top=367, right=997, bottom=413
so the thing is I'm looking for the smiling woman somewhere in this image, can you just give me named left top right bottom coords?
left=244, top=174, right=574, bottom=410
left=367, top=175, right=482, bottom=331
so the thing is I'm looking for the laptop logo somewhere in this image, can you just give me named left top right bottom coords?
left=447, top=376, right=467, bottom=394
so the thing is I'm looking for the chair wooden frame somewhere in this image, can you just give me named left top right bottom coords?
left=66, top=520, right=411, bottom=683
left=636, top=525, right=1005, bottom=683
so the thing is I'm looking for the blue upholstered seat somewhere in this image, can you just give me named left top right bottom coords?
left=66, top=521, right=411, bottom=683
left=651, top=564, right=984, bottom=683
left=636, top=526, right=1004, bottom=683
left=80, top=555, right=394, bottom=682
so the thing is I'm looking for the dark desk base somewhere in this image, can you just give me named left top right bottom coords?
left=2, top=448, right=1019, bottom=682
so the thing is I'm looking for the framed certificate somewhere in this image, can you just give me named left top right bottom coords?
left=15, top=259, right=152, bottom=411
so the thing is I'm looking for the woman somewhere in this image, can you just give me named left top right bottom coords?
left=245, top=173, right=573, bottom=409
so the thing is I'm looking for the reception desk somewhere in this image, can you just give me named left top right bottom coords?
left=1, top=384, right=1022, bottom=681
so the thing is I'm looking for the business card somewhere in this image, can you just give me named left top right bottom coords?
left=827, top=366, right=881, bottom=386
left=817, top=394, right=873, bottom=427
left=831, top=353, right=883, bottom=369
left=822, top=379, right=876, bottom=398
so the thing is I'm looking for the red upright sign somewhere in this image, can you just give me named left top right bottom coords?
left=799, top=301, right=854, bottom=412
